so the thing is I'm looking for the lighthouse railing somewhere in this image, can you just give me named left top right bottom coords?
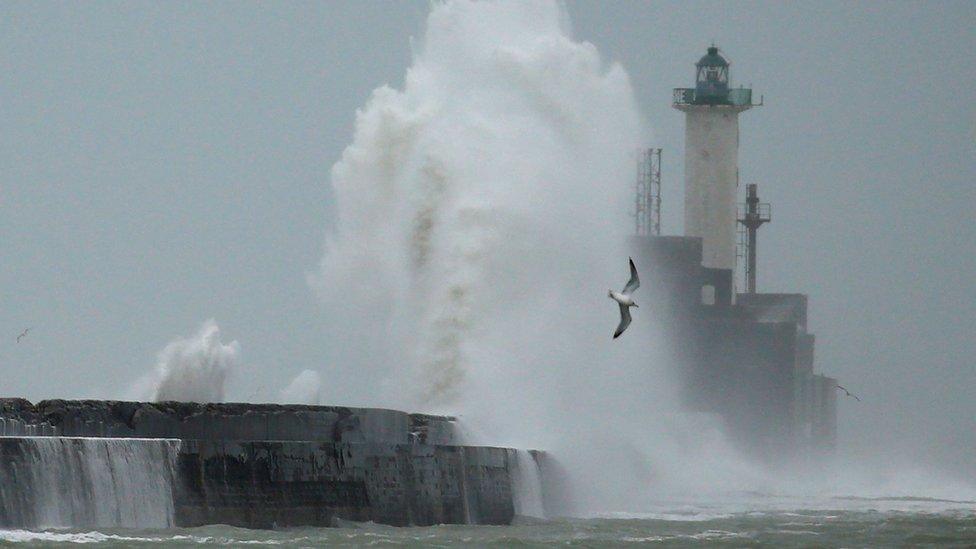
left=673, top=87, right=758, bottom=107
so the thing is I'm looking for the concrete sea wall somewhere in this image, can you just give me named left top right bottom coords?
left=0, top=399, right=459, bottom=445
left=0, top=400, right=535, bottom=529
left=176, top=440, right=514, bottom=528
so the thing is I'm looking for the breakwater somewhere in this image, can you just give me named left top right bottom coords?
left=0, top=399, right=543, bottom=529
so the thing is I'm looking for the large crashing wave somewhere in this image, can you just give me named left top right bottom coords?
left=150, top=320, right=240, bottom=403
left=311, top=0, right=639, bottom=407
left=310, top=0, right=760, bottom=512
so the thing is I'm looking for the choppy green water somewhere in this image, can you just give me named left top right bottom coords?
left=3, top=497, right=974, bottom=547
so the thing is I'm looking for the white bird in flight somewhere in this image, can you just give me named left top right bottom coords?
left=608, top=258, right=640, bottom=339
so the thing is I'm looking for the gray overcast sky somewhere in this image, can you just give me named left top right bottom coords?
left=1, top=2, right=973, bottom=475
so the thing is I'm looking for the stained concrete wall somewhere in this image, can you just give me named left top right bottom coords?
left=812, top=375, right=838, bottom=451
left=0, top=400, right=518, bottom=529
left=175, top=440, right=514, bottom=528
left=737, top=293, right=809, bottom=332
left=0, top=436, right=515, bottom=529
left=629, top=234, right=839, bottom=463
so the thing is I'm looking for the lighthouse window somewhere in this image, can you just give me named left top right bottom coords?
left=699, top=66, right=728, bottom=84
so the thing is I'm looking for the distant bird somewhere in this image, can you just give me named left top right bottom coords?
left=836, top=385, right=861, bottom=402
left=609, top=257, right=640, bottom=339
left=16, top=328, right=30, bottom=343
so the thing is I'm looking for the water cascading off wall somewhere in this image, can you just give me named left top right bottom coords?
left=0, top=438, right=181, bottom=529
left=511, top=450, right=545, bottom=519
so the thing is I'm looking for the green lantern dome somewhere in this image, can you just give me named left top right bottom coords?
left=697, top=46, right=729, bottom=68
left=695, top=46, right=730, bottom=104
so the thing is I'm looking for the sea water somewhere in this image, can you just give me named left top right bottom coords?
left=1, top=495, right=972, bottom=547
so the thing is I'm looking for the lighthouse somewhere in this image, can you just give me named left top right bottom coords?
left=674, top=46, right=760, bottom=305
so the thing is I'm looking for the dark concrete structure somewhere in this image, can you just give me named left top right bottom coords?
left=0, top=399, right=456, bottom=445
left=0, top=400, right=530, bottom=529
left=632, top=235, right=837, bottom=462
left=175, top=440, right=514, bottom=528
left=639, top=46, right=837, bottom=464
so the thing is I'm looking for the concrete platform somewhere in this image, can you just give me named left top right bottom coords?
left=0, top=400, right=535, bottom=529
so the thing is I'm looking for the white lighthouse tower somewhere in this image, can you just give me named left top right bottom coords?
left=674, top=46, right=759, bottom=305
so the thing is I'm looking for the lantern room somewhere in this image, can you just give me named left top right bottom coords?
left=695, top=46, right=730, bottom=104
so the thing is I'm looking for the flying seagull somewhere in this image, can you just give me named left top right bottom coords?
left=16, top=328, right=30, bottom=343
left=608, top=258, right=640, bottom=339
left=836, top=385, right=861, bottom=402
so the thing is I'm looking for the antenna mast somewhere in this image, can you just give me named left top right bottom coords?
left=635, top=148, right=662, bottom=236
left=736, top=183, right=771, bottom=293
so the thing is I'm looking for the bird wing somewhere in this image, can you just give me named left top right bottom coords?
left=613, top=303, right=632, bottom=339
left=837, top=385, right=860, bottom=401
left=622, top=257, right=640, bottom=295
